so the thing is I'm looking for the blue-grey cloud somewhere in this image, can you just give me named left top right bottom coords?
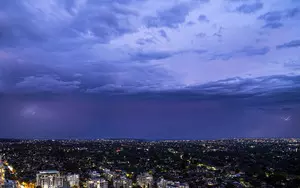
left=236, top=2, right=263, bottom=14
left=209, top=46, right=269, bottom=61
left=130, top=51, right=173, bottom=61
left=196, top=32, right=206, bottom=38
left=212, top=26, right=224, bottom=41
left=186, top=21, right=196, bottom=26
left=263, top=22, right=283, bottom=29
left=198, top=15, right=209, bottom=22
left=210, top=53, right=233, bottom=61
left=258, top=11, right=282, bottom=22
left=226, top=0, right=252, bottom=2
left=188, top=49, right=208, bottom=54
left=240, top=46, right=270, bottom=56
left=136, top=38, right=156, bottom=45
left=115, top=75, right=300, bottom=107
left=159, top=29, right=169, bottom=40
left=144, top=3, right=191, bottom=28
left=259, top=7, right=300, bottom=23
left=214, top=46, right=270, bottom=59
left=285, top=7, right=300, bottom=18
left=130, top=48, right=208, bottom=62
left=193, top=75, right=297, bottom=94
left=276, top=40, right=300, bottom=49
left=15, top=75, right=80, bottom=93
left=163, top=75, right=300, bottom=105
left=258, top=7, right=299, bottom=30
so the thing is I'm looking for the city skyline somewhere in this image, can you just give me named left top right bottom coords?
left=1, top=0, right=300, bottom=139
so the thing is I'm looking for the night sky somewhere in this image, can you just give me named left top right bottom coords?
left=0, top=0, right=300, bottom=139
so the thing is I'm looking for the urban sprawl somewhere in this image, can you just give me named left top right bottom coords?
left=0, top=138, right=300, bottom=188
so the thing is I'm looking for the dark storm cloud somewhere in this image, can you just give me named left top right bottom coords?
left=0, top=0, right=213, bottom=95
left=235, top=2, right=263, bottom=14
left=0, top=0, right=139, bottom=47
left=80, top=75, right=300, bottom=107
left=0, top=53, right=179, bottom=94
left=0, top=1, right=47, bottom=46
left=173, top=75, right=297, bottom=98
left=0, top=60, right=64, bottom=89
left=276, top=40, right=300, bottom=49
left=68, top=2, right=138, bottom=43
left=124, top=75, right=300, bottom=111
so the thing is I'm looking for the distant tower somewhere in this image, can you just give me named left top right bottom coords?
left=0, top=155, right=5, bottom=186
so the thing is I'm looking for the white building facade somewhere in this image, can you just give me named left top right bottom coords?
left=137, top=173, right=153, bottom=188
left=87, top=178, right=108, bottom=188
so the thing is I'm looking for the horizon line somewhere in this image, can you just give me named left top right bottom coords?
left=0, top=137, right=299, bottom=142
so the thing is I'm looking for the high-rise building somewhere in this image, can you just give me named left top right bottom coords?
left=157, top=178, right=189, bottom=188
left=136, top=173, right=153, bottom=188
left=36, top=171, right=80, bottom=188
left=102, top=169, right=116, bottom=181
left=66, top=174, right=80, bottom=187
left=113, top=176, right=132, bottom=188
left=36, top=170, right=65, bottom=188
left=157, top=178, right=166, bottom=188
left=86, top=178, right=108, bottom=188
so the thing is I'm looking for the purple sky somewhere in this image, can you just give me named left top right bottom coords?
left=0, top=0, right=300, bottom=139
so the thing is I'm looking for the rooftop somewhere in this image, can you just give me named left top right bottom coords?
left=38, top=170, right=60, bottom=174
